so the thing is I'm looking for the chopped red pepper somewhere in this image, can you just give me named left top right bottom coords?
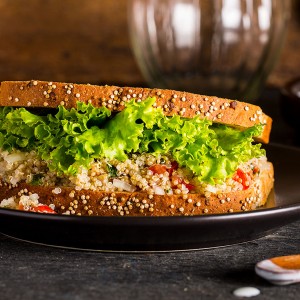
left=233, top=168, right=251, bottom=190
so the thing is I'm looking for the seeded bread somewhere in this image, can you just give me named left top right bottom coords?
left=0, top=80, right=272, bottom=143
left=0, top=162, right=274, bottom=216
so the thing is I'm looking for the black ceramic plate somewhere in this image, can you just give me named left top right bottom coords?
left=0, top=143, right=300, bottom=252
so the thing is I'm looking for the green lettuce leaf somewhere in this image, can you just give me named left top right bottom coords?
left=0, top=98, right=265, bottom=183
left=100, top=97, right=163, bottom=160
left=138, top=115, right=264, bottom=184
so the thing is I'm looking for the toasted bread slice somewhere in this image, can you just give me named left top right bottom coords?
left=0, top=162, right=273, bottom=216
left=0, top=80, right=272, bottom=143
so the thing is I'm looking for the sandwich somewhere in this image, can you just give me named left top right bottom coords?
left=0, top=80, right=274, bottom=216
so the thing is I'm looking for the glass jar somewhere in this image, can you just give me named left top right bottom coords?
left=128, top=0, right=290, bottom=101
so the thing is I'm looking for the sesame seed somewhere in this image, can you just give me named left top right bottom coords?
left=244, top=106, right=249, bottom=111
left=179, top=207, right=184, bottom=212
left=33, top=81, right=38, bottom=86
left=75, top=93, right=80, bottom=98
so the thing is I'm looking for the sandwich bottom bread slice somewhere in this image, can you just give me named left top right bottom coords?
left=0, top=81, right=274, bottom=216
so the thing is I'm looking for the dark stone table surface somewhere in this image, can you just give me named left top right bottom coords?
left=1, top=220, right=300, bottom=300
left=1, top=89, right=300, bottom=300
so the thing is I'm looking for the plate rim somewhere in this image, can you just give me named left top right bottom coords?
left=0, top=143, right=300, bottom=251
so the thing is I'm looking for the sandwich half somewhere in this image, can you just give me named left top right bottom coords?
left=0, top=80, right=274, bottom=216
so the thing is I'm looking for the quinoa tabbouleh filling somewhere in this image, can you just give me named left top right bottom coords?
left=0, top=149, right=267, bottom=197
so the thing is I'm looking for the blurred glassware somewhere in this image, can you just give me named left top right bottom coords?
left=128, top=0, right=290, bottom=101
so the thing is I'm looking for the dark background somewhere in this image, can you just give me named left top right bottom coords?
left=0, top=0, right=299, bottom=88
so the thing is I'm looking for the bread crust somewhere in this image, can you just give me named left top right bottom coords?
left=0, top=162, right=274, bottom=216
left=0, top=80, right=272, bottom=143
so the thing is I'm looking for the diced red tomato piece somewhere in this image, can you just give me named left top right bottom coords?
left=31, top=205, right=56, bottom=214
left=172, top=175, right=195, bottom=191
left=149, top=161, right=179, bottom=176
left=233, top=168, right=251, bottom=190
left=149, top=164, right=168, bottom=174
left=168, top=161, right=179, bottom=176
left=253, top=166, right=260, bottom=174
left=184, top=182, right=195, bottom=191
left=19, top=204, right=56, bottom=214
left=149, top=161, right=194, bottom=191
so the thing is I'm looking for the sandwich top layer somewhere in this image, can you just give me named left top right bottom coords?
left=0, top=86, right=274, bottom=216
left=0, top=80, right=272, bottom=143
